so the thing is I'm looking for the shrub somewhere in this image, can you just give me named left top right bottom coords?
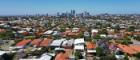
left=93, top=34, right=101, bottom=40
left=96, top=47, right=104, bottom=56
left=25, top=36, right=35, bottom=39
left=74, top=51, right=82, bottom=59
left=135, top=52, right=140, bottom=59
left=100, top=55, right=116, bottom=60
left=124, top=54, right=129, bottom=60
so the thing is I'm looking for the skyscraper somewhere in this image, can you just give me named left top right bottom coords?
left=57, top=12, right=60, bottom=17
left=71, top=10, right=76, bottom=17
left=83, top=11, right=90, bottom=17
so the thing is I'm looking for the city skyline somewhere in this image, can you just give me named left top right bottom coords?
left=0, top=0, right=140, bottom=15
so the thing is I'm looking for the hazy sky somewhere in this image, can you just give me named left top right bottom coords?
left=0, top=0, right=140, bottom=15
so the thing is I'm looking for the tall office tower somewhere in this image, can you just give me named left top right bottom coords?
left=71, top=10, right=76, bottom=17
left=84, top=11, right=90, bottom=17
left=57, top=12, right=60, bottom=17
left=46, top=13, right=48, bottom=17
left=66, top=11, right=69, bottom=17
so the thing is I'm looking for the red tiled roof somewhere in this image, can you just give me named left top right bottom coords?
left=86, top=42, right=96, bottom=49
left=40, top=38, right=52, bottom=47
left=129, top=45, right=140, bottom=52
left=117, top=44, right=137, bottom=55
left=31, top=39, right=41, bottom=46
left=63, top=29, right=81, bottom=36
left=16, top=39, right=31, bottom=46
left=55, top=52, right=69, bottom=60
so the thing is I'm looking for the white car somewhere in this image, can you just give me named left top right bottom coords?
left=115, top=51, right=125, bottom=60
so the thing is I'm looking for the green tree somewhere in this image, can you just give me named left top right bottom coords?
left=93, top=34, right=101, bottom=40
left=100, top=55, right=116, bottom=60
left=60, top=28, right=66, bottom=32
left=0, top=31, right=14, bottom=39
left=135, top=52, right=140, bottom=59
left=25, top=36, right=35, bottom=39
left=53, top=35, right=61, bottom=39
left=70, top=24, right=75, bottom=28
left=124, top=54, right=129, bottom=60
left=100, top=56, right=110, bottom=60
left=127, top=26, right=135, bottom=32
left=98, top=29, right=108, bottom=35
left=134, top=36, right=140, bottom=41
left=96, top=47, right=104, bottom=56
left=121, top=40, right=131, bottom=45
left=121, top=37, right=132, bottom=45
left=123, top=37, right=131, bottom=41
left=78, top=32, right=84, bottom=38
left=74, top=51, right=81, bottom=59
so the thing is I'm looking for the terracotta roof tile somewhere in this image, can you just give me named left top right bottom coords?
left=117, top=44, right=137, bottom=55
left=31, top=39, right=41, bottom=46
left=40, top=38, right=52, bottom=47
left=16, top=39, right=31, bottom=46
left=129, top=45, right=140, bottom=52
left=86, top=42, right=96, bottom=49
left=55, top=52, right=69, bottom=60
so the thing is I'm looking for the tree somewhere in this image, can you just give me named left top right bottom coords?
left=121, top=37, right=132, bottom=45
left=53, top=35, right=61, bottom=40
left=60, top=28, right=66, bottom=32
left=134, top=36, right=140, bottom=41
left=123, top=37, right=131, bottom=41
left=86, top=37, right=93, bottom=42
left=100, top=52, right=117, bottom=60
left=121, top=40, right=131, bottom=45
left=25, top=36, right=35, bottom=39
left=100, top=56, right=110, bottom=60
left=110, top=54, right=117, bottom=60
left=96, top=22, right=102, bottom=26
left=78, top=32, right=84, bottom=38
left=124, top=54, right=129, bottom=60
left=127, top=26, right=135, bottom=32
left=135, top=52, right=140, bottom=59
left=96, top=47, right=104, bottom=56
left=98, top=29, right=108, bottom=35
left=93, top=34, right=101, bottom=40
left=0, top=30, right=14, bottom=39
left=100, top=55, right=116, bottom=60
left=74, top=51, right=82, bottom=59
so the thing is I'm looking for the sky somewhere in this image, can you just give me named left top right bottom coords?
left=0, top=0, right=140, bottom=15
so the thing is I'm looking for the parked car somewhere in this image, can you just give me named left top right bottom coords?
left=115, top=51, right=125, bottom=60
